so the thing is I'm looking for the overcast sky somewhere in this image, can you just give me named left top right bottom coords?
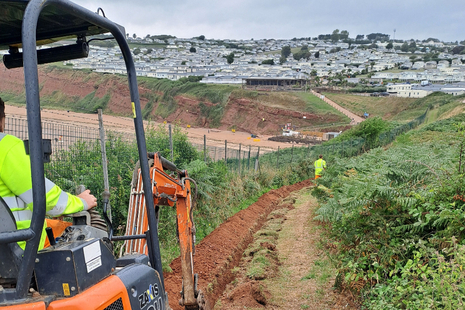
left=74, top=0, right=464, bottom=42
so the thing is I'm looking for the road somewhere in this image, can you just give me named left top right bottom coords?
left=311, top=90, right=364, bottom=125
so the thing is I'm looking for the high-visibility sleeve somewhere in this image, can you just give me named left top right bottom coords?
left=1, top=135, right=85, bottom=215
left=0, top=134, right=85, bottom=249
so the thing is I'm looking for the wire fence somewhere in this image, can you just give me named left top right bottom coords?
left=259, top=109, right=429, bottom=167
left=4, top=117, right=268, bottom=176
left=4, top=108, right=428, bottom=179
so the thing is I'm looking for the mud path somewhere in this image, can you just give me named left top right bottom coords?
left=163, top=179, right=314, bottom=309
left=311, top=91, right=364, bottom=125
left=164, top=181, right=359, bottom=309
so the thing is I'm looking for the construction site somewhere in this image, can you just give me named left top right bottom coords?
left=1, top=1, right=464, bottom=310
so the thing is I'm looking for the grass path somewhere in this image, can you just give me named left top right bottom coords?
left=215, top=186, right=359, bottom=309
left=266, top=189, right=358, bottom=309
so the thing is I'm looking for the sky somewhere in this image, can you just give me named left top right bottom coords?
left=74, top=0, right=464, bottom=42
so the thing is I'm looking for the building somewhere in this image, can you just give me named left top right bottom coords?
left=242, top=77, right=307, bottom=91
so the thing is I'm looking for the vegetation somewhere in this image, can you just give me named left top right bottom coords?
left=312, top=113, right=465, bottom=309
left=46, top=123, right=313, bottom=271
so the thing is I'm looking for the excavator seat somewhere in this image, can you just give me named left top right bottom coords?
left=0, top=197, right=23, bottom=286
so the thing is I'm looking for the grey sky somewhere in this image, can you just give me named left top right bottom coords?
left=74, top=0, right=464, bottom=42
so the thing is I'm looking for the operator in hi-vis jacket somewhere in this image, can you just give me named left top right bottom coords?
left=0, top=97, right=97, bottom=250
left=314, top=154, right=326, bottom=179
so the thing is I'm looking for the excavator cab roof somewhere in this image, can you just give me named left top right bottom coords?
left=0, top=0, right=164, bottom=305
left=0, top=0, right=123, bottom=50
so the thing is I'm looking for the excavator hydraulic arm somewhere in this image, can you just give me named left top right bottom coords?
left=123, top=152, right=205, bottom=309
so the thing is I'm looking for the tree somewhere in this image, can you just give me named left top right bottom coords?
left=146, top=48, right=153, bottom=54
left=310, top=69, right=317, bottom=77
left=133, top=48, right=141, bottom=55
left=331, top=29, right=340, bottom=42
left=400, top=42, right=409, bottom=52
left=226, top=52, right=234, bottom=64
left=301, top=45, right=308, bottom=51
left=340, top=30, right=349, bottom=40
left=386, top=42, right=393, bottom=49
left=189, top=47, right=197, bottom=53
left=279, top=55, right=287, bottom=65
left=281, top=45, right=291, bottom=58
left=132, top=33, right=137, bottom=39
left=197, top=35, right=205, bottom=40
left=370, top=61, right=375, bottom=70
left=181, top=61, right=187, bottom=65
left=452, top=46, right=465, bottom=55
left=314, top=51, right=320, bottom=58
left=261, top=59, right=274, bottom=65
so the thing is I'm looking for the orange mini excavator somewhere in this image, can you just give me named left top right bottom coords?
left=0, top=0, right=206, bottom=309
left=122, top=152, right=205, bottom=309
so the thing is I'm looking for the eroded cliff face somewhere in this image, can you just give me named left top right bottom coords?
left=0, top=64, right=342, bottom=135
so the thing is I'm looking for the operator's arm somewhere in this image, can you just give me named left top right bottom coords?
left=1, top=135, right=91, bottom=216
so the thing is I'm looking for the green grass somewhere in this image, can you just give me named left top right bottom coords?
left=322, top=92, right=416, bottom=120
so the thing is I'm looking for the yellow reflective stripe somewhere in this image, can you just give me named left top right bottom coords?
left=47, top=191, right=69, bottom=216
left=45, top=178, right=55, bottom=193
left=18, top=188, right=33, bottom=204
left=13, top=209, right=33, bottom=221
left=2, top=196, right=27, bottom=211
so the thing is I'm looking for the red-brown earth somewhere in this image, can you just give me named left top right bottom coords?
left=0, top=64, right=344, bottom=137
left=164, top=179, right=314, bottom=309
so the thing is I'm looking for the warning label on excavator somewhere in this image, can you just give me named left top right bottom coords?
left=131, top=102, right=136, bottom=118
left=83, top=241, right=102, bottom=273
left=62, top=283, right=70, bottom=296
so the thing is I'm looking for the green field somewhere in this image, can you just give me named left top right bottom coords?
left=322, top=92, right=419, bottom=120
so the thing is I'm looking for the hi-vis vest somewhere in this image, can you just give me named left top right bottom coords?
left=0, top=133, right=87, bottom=250
left=314, top=158, right=327, bottom=176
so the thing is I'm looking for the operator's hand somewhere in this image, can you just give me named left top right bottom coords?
left=77, top=189, right=97, bottom=210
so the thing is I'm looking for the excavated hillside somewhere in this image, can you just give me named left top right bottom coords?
left=0, top=64, right=346, bottom=135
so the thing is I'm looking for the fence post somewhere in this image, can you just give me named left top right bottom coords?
left=256, top=146, right=260, bottom=161
left=248, top=145, right=251, bottom=170
left=238, top=143, right=241, bottom=174
left=225, top=140, right=228, bottom=165
left=169, top=124, right=173, bottom=161
left=214, top=146, right=217, bottom=162
left=204, top=134, right=206, bottom=162
left=277, top=146, right=280, bottom=169
left=291, top=144, right=294, bottom=163
left=98, top=109, right=111, bottom=221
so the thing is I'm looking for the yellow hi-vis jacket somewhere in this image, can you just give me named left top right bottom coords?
left=314, top=158, right=327, bottom=176
left=0, top=133, right=88, bottom=250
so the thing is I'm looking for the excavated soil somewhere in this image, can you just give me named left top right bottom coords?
left=0, top=64, right=345, bottom=137
left=163, top=179, right=314, bottom=309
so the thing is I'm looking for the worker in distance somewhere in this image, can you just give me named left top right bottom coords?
left=0, top=97, right=97, bottom=250
left=314, top=154, right=326, bottom=179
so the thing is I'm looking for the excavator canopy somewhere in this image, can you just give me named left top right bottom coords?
left=0, top=0, right=123, bottom=50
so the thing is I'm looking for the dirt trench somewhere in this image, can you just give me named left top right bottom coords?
left=163, top=179, right=314, bottom=309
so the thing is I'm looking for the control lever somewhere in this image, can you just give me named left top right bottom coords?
left=45, top=227, right=56, bottom=246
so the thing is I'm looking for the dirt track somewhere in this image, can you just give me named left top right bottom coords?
left=164, top=179, right=315, bottom=309
left=5, top=104, right=292, bottom=151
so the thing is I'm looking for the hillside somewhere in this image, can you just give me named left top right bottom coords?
left=322, top=91, right=465, bottom=122
left=0, top=64, right=348, bottom=135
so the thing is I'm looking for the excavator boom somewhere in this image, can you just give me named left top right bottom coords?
left=124, top=153, right=205, bottom=309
